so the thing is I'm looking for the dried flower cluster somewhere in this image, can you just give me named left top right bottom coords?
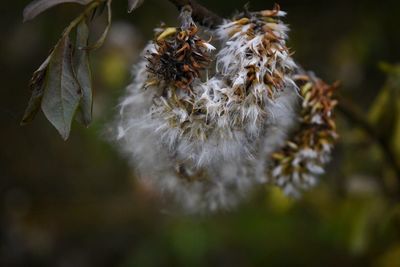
left=116, top=5, right=337, bottom=212
left=146, top=23, right=213, bottom=90
left=270, top=73, right=339, bottom=196
left=216, top=5, right=296, bottom=99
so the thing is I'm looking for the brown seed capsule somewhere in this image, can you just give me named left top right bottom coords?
left=146, top=23, right=213, bottom=91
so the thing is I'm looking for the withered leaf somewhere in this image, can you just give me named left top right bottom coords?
left=73, top=20, right=93, bottom=126
left=23, top=0, right=92, bottom=22
left=84, top=0, right=111, bottom=50
left=41, top=36, right=81, bottom=140
left=21, top=56, right=51, bottom=125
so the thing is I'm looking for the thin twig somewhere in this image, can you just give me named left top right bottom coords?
left=167, top=0, right=223, bottom=28
left=337, top=95, right=400, bottom=180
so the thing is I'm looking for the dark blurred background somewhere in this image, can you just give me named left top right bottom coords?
left=1, top=0, right=400, bottom=266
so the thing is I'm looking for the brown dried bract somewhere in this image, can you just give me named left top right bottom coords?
left=147, top=25, right=212, bottom=91
left=270, top=74, right=339, bottom=180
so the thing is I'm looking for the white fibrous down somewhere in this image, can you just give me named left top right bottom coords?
left=269, top=74, right=338, bottom=197
left=115, top=6, right=337, bottom=213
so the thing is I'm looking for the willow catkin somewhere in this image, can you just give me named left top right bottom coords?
left=115, top=5, right=337, bottom=213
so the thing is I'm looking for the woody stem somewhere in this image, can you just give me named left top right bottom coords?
left=167, top=0, right=223, bottom=28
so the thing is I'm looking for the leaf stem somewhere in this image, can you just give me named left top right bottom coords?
left=62, top=0, right=107, bottom=38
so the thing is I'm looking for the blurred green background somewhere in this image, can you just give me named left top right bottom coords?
left=1, top=0, right=400, bottom=266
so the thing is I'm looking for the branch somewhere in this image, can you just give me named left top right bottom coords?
left=337, top=95, right=400, bottom=180
left=167, top=0, right=223, bottom=28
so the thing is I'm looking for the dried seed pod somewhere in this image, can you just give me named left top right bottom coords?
left=146, top=10, right=214, bottom=91
left=269, top=72, right=339, bottom=196
left=117, top=10, right=261, bottom=213
left=192, top=4, right=299, bottom=140
left=216, top=4, right=297, bottom=99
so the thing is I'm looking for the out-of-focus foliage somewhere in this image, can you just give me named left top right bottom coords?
left=369, top=63, right=400, bottom=165
left=1, top=0, right=400, bottom=266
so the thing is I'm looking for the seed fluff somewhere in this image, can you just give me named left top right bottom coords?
left=115, top=5, right=337, bottom=213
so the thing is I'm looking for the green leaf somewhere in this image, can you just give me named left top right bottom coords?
left=74, top=20, right=93, bottom=126
left=21, top=56, right=51, bottom=125
left=41, top=36, right=81, bottom=140
left=23, top=0, right=92, bottom=22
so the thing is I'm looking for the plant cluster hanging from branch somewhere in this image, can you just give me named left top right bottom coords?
left=21, top=0, right=338, bottom=212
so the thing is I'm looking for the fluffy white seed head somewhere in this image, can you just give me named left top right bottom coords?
left=114, top=6, right=336, bottom=212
